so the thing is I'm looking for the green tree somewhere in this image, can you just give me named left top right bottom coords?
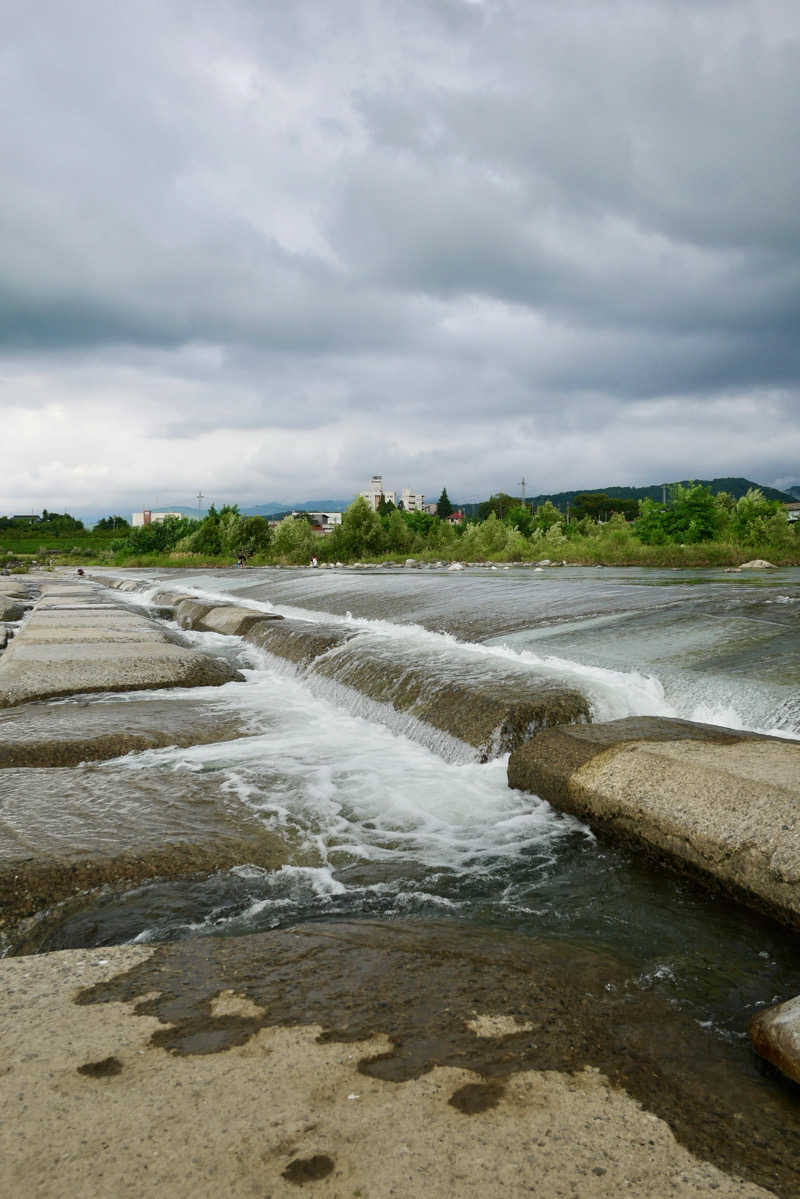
left=436, top=487, right=453, bottom=520
left=271, top=515, right=315, bottom=563
left=340, top=496, right=386, bottom=558
left=384, top=508, right=413, bottom=553
left=113, top=515, right=194, bottom=555
left=532, top=501, right=562, bottom=533
left=635, top=483, right=722, bottom=545
left=476, top=511, right=509, bottom=556
left=571, top=493, right=638, bottom=522
left=94, top=515, right=130, bottom=531
left=478, top=493, right=517, bottom=521
left=505, top=504, right=533, bottom=537
left=666, top=483, right=722, bottom=543
left=730, top=488, right=781, bottom=546
left=633, top=498, right=669, bottom=544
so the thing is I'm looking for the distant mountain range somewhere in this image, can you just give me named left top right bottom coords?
left=241, top=500, right=353, bottom=518
left=460, top=477, right=796, bottom=517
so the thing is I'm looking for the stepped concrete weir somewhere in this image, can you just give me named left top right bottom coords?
left=127, top=582, right=592, bottom=759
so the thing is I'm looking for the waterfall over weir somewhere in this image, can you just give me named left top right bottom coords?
left=18, top=563, right=799, bottom=1093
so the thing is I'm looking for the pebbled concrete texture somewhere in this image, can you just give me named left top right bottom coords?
left=508, top=717, right=800, bottom=925
left=0, top=580, right=243, bottom=706
left=0, top=921, right=792, bottom=1199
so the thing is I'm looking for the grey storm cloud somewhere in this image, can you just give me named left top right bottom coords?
left=1, top=0, right=799, bottom=513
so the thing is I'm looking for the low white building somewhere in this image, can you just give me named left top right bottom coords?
left=294, top=511, right=342, bottom=533
left=131, top=510, right=183, bottom=527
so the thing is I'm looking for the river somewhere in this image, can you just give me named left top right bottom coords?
left=19, top=563, right=800, bottom=1079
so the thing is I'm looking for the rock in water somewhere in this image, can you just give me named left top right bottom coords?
left=750, top=994, right=800, bottom=1085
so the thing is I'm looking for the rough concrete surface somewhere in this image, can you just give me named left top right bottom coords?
left=174, top=598, right=217, bottom=628
left=508, top=717, right=800, bottom=925
left=0, top=695, right=249, bottom=766
left=0, top=922, right=794, bottom=1199
left=195, top=605, right=283, bottom=636
left=0, top=582, right=243, bottom=706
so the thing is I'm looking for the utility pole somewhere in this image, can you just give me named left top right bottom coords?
left=196, top=491, right=205, bottom=519
left=519, top=477, right=526, bottom=504
left=661, top=483, right=667, bottom=506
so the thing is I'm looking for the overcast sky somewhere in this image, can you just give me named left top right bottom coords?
left=2, top=0, right=799, bottom=517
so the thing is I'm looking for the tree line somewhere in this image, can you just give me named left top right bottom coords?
left=103, top=484, right=799, bottom=566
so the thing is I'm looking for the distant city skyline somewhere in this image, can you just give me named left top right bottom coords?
left=2, top=2, right=799, bottom=515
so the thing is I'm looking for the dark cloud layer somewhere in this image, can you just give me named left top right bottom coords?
left=2, top=0, right=799, bottom=513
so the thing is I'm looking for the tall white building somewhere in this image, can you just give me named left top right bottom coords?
left=398, top=487, right=425, bottom=513
left=360, top=475, right=396, bottom=510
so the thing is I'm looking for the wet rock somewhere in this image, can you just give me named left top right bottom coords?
left=0, top=599, right=28, bottom=622
left=244, top=617, right=354, bottom=665
left=0, top=581, right=31, bottom=599
left=60, top=919, right=800, bottom=1198
left=0, top=587, right=243, bottom=706
left=0, top=760, right=304, bottom=948
left=311, top=640, right=590, bottom=758
left=508, top=717, right=800, bottom=925
left=750, top=994, right=800, bottom=1085
left=0, top=639, right=240, bottom=707
left=174, top=598, right=216, bottom=628
left=194, top=605, right=283, bottom=636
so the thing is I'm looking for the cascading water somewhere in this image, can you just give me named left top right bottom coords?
left=32, top=564, right=800, bottom=1060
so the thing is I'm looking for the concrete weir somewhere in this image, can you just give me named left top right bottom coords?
left=114, top=578, right=592, bottom=758
left=4, top=573, right=800, bottom=1127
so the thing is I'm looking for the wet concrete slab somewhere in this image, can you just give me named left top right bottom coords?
left=0, top=695, right=250, bottom=766
left=0, top=583, right=243, bottom=706
left=0, top=762, right=305, bottom=946
left=1, top=921, right=797, bottom=1198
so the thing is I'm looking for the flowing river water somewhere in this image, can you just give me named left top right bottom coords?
left=11, top=563, right=800, bottom=1100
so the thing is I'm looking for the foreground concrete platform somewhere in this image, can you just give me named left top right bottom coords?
left=1, top=920, right=796, bottom=1199
left=0, top=579, right=243, bottom=706
left=508, top=717, right=800, bottom=925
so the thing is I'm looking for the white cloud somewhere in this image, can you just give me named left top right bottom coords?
left=1, top=0, right=799, bottom=513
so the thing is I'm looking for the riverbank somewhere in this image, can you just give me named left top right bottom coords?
left=2, top=921, right=797, bottom=1199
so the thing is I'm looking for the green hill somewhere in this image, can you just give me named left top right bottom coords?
left=461, top=477, right=793, bottom=517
